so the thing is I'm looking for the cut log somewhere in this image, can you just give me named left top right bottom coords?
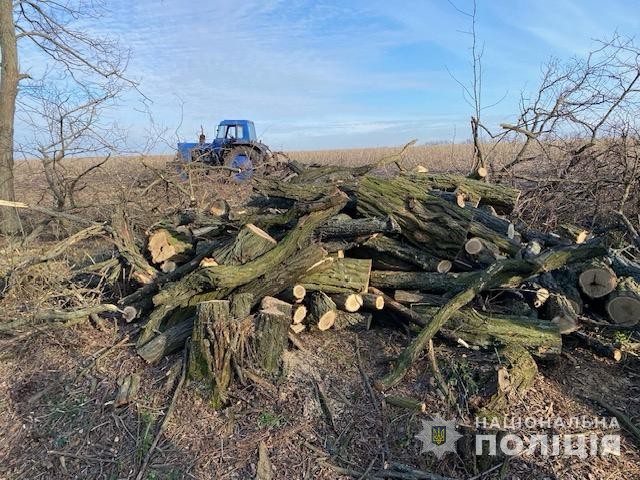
left=606, top=277, right=640, bottom=326
left=301, top=258, right=372, bottom=294
left=316, top=216, right=400, bottom=239
left=334, top=311, right=372, bottom=330
left=307, top=291, right=337, bottom=331
left=209, top=199, right=230, bottom=217
left=413, top=165, right=429, bottom=173
left=464, top=237, right=500, bottom=266
left=290, top=323, right=306, bottom=334
left=147, top=227, right=193, bottom=264
left=467, top=221, right=521, bottom=257
left=522, top=240, right=543, bottom=259
left=260, top=296, right=293, bottom=319
left=160, top=261, right=177, bottom=273
left=544, top=294, right=579, bottom=334
left=137, top=318, right=194, bottom=364
left=279, top=285, right=306, bottom=303
left=358, top=235, right=445, bottom=271
left=255, top=308, right=290, bottom=374
left=361, top=293, right=385, bottom=310
left=579, top=260, right=618, bottom=299
left=370, top=270, right=478, bottom=293
left=402, top=172, right=521, bottom=213
left=292, top=304, right=307, bottom=324
left=437, top=260, right=453, bottom=273
left=213, top=224, right=276, bottom=265
left=330, top=293, right=363, bottom=312
left=411, top=305, right=562, bottom=356
left=558, top=223, right=589, bottom=244
left=393, top=290, right=447, bottom=306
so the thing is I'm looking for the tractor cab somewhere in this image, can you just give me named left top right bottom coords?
left=176, top=119, right=269, bottom=180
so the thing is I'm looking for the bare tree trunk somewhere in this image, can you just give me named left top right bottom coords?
left=0, top=0, right=20, bottom=233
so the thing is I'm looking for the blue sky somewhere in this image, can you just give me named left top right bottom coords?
left=16, top=0, right=640, bottom=151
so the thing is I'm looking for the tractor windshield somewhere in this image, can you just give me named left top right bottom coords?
left=216, top=125, right=227, bottom=139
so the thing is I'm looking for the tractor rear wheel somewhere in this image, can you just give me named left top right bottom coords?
left=223, top=146, right=265, bottom=180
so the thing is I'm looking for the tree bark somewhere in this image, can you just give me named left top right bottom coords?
left=307, top=291, right=337, bottom=330
left=255, top=308, right=290, bottom=374
left=0, top=0, right=20, bottom=234
left=301, top=258, right=371, bottom=294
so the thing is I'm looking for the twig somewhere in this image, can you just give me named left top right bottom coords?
left=135, top=343, right=188, bottom=480
left=47, top=450, right=117, bottom=464
left=75, top=329, right=138, bottom=382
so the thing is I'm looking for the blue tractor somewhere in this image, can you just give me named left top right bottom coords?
left=177, top=120, right=270, bottom=179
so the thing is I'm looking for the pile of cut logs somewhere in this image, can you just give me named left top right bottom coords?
left=112, top=159, right=639, bottom=406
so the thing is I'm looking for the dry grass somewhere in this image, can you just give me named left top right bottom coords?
left=1, top=144, right=639, bottom=479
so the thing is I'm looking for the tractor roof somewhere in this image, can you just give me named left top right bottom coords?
left=219, top=119, right=254, bottom=126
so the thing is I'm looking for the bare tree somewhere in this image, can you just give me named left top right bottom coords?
left=499, top=34, right=640, bottom=175
left=17, top=78, right=127, bottom=210
left=0, top=0, right=132, bottom=234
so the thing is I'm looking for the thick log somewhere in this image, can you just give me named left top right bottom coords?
left=255, top=308, right=290, bottom=374
left=330, top=293, right=363, bottom=312
left=147, top=226, right=193, bottom=264
left=470, top=207, right=515, bottom=239
left=393, top=290, right=447, bottom=306
left=411, top=305, right=562, bottom=356
left=606, top=277, right=640, bottom=326
left=579, top=260, right=618, bottom=299
left=357, top=176, right=472, bottom=260
left=188, top=300, right=233, bottom=408
left=402, top=172, right=521, bottom=213
left=213, top=224, right=276, bottom=265
left=307, top=291, right=337, bottom=330
left=279, top=285, right=306, bottom=303
left=291, top=304, right=307, bottom=324
left=370, top=270, right=478, bottom=293
left=358, top=235, right=446, bottom=272
left=153, top=203, right=345, bottom=306
left=334, top=311, right=372, bottom=330
left=557, top=223, right=589, bottom=244
left=362, top=293, right=385, bottom=310
left=137, top=319, right=194, bottom=364
left=301, top=258, right=372, bottom=294
left=316, top=216, right=400, bottom=239
left=260, top=296, right=293, bottom=319
left=209, top=199, right=230, bottom=217
left=253, top=178, right=337, bottom=202
left=236, top=245, right=331, bottom=307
